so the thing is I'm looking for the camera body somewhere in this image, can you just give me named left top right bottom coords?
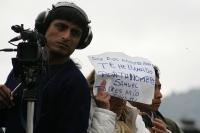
left=17, top=42, right=42, bottom=62
left=16, top=30, right=46, bottom=62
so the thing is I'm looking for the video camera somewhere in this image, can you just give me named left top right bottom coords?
left=7, top=24, right=47, bottom=78
left=0, top=24, right=48, bottom=132
left=9, top=24, right=47, bottom=62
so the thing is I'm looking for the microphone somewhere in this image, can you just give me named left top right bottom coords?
left=8, top=30, right=47, bottom=46
left=0, top=48, right=17, bottom=52
left=9, top=36, right=21, bottom=42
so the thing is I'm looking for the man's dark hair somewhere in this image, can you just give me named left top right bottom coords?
left=153, top=65, right=160, bottom=79
left=46, top=4, right=88, bottom=36
left=48, top=6, right=88, bottom=29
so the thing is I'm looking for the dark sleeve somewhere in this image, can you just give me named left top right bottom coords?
left=164, top=117, right=184, bottom=133
left=0, top=70, right=14, bottom=127
left=55, top=76, right=91, bottom=133
left=0, top=109, right=8, bottom=127
left=4, top=70, right=14, bottom=86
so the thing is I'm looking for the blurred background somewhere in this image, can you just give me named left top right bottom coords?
left=0, top=0, right=200, bottom=132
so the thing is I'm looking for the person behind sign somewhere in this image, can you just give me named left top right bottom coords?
left=87, top=69, right=151, bottom=133
left=130, top=65, right=184, bottom=133
left=0, top=1, right=92, bottom=133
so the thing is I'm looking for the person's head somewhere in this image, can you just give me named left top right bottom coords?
left=87, top=69, right=126, bottom=117
left=35, top=2, right=93, bottom=63
left=130, top=65, right=162, bottom=114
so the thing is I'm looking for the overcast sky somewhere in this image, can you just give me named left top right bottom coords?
left=0, top=0, right=200, bottom=98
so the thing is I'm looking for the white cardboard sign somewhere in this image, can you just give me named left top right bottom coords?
left=88, top=52, right=155, bottom=104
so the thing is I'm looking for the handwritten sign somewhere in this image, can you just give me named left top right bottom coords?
left=88, top=52, right=155, bottom=104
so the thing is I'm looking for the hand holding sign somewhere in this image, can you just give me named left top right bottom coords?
left=93, top=80, right=111, bottom=110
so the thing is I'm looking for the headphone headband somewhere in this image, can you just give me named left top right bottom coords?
left=52, top=2, right=91, bottom=23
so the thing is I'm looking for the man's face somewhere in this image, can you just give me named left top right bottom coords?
left=109, top=96, right=126, bottom=117
left=130, top=77, right=163, bottom=113
left=45, top=19, right=82, bottom=61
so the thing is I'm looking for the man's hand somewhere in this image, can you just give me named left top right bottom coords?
left=93, top=80, right=110, bottom=110
left=0, top=85, right=15, bottom=109
left=152, top=118, right=167, bottom=133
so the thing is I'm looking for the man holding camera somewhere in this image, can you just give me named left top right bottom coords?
left=0, top=1, right=92, bottom=133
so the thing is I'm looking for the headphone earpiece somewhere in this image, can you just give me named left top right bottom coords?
left=35, top=2, right=92, bottom=49
left=35, top=10, right=48, bottom=34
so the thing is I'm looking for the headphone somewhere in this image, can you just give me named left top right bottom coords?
left=35, top=2, right=93, bottom=49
